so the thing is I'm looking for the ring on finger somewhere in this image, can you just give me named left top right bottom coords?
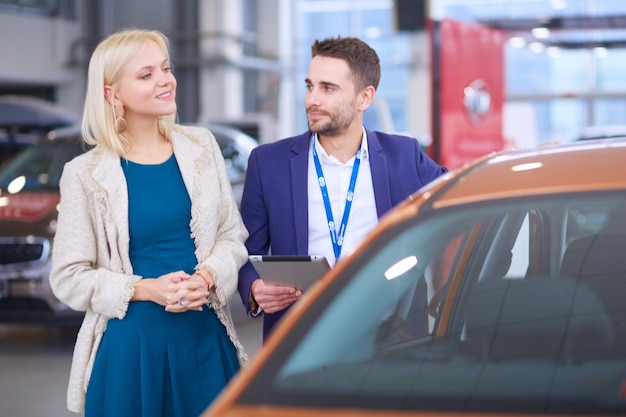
left=178, top=298, right=185, bottom=306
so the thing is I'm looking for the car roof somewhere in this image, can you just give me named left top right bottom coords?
left=40, top=123, right=259, bottom=146
left=203, top=123, right=259, bottom=146
left=206, top=122, right=249, bottom=138
left=42, top=125, right=82, bottom=142
left=430, top=139, right=626, bottom=209
left=578, top=124, right=626, bottom=141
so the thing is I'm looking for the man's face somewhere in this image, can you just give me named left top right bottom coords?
left=304, top=56, right=360, bottom=137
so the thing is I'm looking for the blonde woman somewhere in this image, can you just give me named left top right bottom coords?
left=50, top=28, right=249, bottom=416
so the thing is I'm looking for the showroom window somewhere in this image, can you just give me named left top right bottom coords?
left=0, top=0, right=75, bottom=18
left=294, top=0, right=412, bottom=135
left=294, top=0, right=626, bottom=145
left=442, top=0, right=626, bottom=143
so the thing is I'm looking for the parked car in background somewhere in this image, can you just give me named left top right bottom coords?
left=0, top=123, right=256, bottom=325
left=0, top=130, right=42, bottom=164
left=0, top=127, right=84, bottom=324
left=576, top=124, right=626, bottom=142
left=203, top=139, right=626, bottom=416
left=0, top=95, right=77, bottom=165
left=202, top=123, right=258, bottom=205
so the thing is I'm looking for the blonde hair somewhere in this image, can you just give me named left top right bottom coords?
left=81, top=28, right=176, bottom=156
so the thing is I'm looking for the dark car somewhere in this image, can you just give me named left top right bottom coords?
left=0, top=124, right=256, bottom=324
left=204, top=123, right=258, bottom=205
left=203, top=139, right=626, bottom=416
left=0, top=130, right=43, bottom=164
left=0, top=95, right=78, bottom=164
left=0, top=128, right=84, bottom=324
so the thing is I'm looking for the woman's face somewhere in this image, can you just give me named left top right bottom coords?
left=113, top=39, right=177, bottom=122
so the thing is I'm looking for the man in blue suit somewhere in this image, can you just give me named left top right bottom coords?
left=238, top=36, right=448, bottom=340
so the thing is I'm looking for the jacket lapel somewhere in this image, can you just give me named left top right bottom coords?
left=170, top=129, right=203, bottom=201
left=291, top=130, right=393, bottom=253
left=366, top=130, right=393, bottom=218
left=91, top=147, right=133, bottom=273
left=290, top=133, right=312, bottom=255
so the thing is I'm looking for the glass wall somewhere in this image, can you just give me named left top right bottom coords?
left=295, top=0, right=626, bottom=145
left=507, top=45, right=626, bottom=143
left=294, top=0, right=412, bottom=134
left=441, top=0, right=626, bottom=143
left=0, top=0, right=75, bottom=18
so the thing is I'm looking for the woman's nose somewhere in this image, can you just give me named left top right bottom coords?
left=159, top=70, right=176, bottom=86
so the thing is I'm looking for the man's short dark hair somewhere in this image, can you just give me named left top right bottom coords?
left=311, top=36, right=380, bottom=92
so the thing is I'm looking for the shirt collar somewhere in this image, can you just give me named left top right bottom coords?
left=311, top=127, right=370, bottom=164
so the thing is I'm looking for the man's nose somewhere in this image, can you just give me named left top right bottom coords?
left=305, top=88, right=320, bottom=107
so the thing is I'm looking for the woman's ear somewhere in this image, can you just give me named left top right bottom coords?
left=104, top=85, right=114, bottom=104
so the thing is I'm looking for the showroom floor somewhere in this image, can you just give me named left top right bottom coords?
left=0, top=301, right=262, bottom=417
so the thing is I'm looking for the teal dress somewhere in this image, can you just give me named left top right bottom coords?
left=84, top=154, right=240, bottom=417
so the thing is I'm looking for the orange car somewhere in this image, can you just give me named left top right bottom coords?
left=204, top=139, right=626, bottom=416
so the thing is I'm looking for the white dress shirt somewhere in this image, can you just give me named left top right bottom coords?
left=307, top=129, right=379, bottom=267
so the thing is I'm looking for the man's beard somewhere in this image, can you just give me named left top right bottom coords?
left=307, top=107, right=353, bottom=137
left=309, top=119, right=340, bottom=136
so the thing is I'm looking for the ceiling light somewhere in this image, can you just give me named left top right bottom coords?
left=529, top=42, right=545, bottom=53
left=547, top=46, right=561, bottom=58
left=364, top=26, right=382, bottom=39
left=593, top=47, right=608, bottom=58
left=531, top=27, right=551, bottom=39
left=508, top=36, right=526, bottom=48
left=550, top=0, right=567, bottom=10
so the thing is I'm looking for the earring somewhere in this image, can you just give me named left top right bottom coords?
left=113, top=103, right=127, bottom=134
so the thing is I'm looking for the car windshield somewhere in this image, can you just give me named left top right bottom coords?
left=210, top=127, right=257, bottom=182
left=0, top=141, right=84, bottom=194
left=240, top=191, right=626, bottom=414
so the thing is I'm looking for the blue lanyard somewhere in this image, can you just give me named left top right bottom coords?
left=312, top=137, right=362, bottom=261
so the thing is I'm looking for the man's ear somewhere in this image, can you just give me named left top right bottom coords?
left=358, top=85, right=376, bottom=112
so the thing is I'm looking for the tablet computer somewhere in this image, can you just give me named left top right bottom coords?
left=249, top=255, right=330, bottom=291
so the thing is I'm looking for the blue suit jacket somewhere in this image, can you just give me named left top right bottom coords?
left=237, top=129, right=448, bottom=339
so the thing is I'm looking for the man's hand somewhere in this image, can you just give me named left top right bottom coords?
left=251, top=279, right=302, bottom=314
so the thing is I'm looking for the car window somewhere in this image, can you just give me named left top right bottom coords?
left=0, top=141, right=83, bottom=193
left=0, top=131, right=42, bottom=164
left=214, top=133, right=246, bottom=179
left=504, top=213, right=530, bottom=277
left=209, top=126, right=257, bottom=185
left=240, top=192, right=626, bottom=414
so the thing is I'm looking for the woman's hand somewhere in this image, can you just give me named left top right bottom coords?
left=133, top=270, right=210, bottom=312
left=165, top=271, right=212, bottom=312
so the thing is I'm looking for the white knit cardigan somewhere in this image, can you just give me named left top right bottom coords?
left=49, top=125, right=250, bottom=413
